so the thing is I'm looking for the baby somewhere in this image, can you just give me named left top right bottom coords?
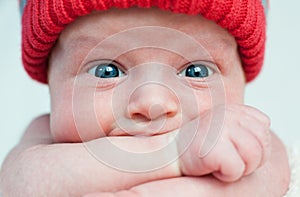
left=0, top=0, right=290, bottom=196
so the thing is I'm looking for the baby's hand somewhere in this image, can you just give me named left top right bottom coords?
left=178, top=104, right=271, bottom=182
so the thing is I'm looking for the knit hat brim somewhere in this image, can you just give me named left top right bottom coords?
left=21, top=0, right=267, bottom=83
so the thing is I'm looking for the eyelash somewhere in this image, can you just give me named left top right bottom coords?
left=178, top=62, right=214, bottom=78
left=87, top=60, right=125, bottom=78
left=87, top=60, right=215, bottom=79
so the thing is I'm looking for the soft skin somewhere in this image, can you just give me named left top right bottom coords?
left=0, top=7, right=290, bottom=197
left=0, top=115, right=289, bottom=196
left=48, top=6, right=270, bottom=182
left=48, top=8, right=245, bottom=143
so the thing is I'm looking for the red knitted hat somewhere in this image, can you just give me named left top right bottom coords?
left=20, top=0, right=268, bottom=84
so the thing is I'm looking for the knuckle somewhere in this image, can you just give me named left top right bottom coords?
left=201, top=151, right=219, bottom=171
left=225, top=160, right=245, bottom=182
left=248, top=142, right=262, bottom=163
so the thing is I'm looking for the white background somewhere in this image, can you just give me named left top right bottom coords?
left=0, top=0, right=300, bottom=167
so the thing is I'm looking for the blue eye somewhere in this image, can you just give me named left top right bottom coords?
left=179, top=63, right=213, bottom=78
left=88, top=62, right=124, bottom=78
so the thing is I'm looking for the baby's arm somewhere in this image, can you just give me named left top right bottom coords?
left=86, top=104, right=290, bottom=196
left=0, top=115, right=181, bottom=196
left=1, top=105, right=290, bottom=196
left=84, top=132, right=291, bottom=197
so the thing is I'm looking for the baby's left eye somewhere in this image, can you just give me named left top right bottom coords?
left=88, top=62, right=125, bottom=78
left=179, top=63, right=213, bottom=78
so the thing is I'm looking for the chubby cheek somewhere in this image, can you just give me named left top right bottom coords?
left=224, top=74, right=245, bottom=104
left=50, top=83, right=115, bottom=142
left=191, top=76, right=244, bottom=113
left=50, top=83, right=80, bottom=143
left=93, top=93, right=115, bottom=136
left=193, top=89, right=214, bottom=114
left=223, top=59, right=245, bottom=104
left=225, top=84, right=244, bottom=104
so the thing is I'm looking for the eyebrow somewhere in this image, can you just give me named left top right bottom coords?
left=66, top=34, right=100, bottom=49
left=65, top=31, right=237, bottom=75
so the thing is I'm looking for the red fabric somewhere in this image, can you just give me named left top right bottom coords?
left=21, top=0, right=266, bottom=83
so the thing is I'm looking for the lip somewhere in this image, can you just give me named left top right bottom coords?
left=109, top=118, right=183, bottom=137
left=109, top=128, right=174, bottom=136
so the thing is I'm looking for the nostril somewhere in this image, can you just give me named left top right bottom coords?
left=129, top=102, right=178, bottom=121
left=126, top=83, right=180, bottom=121
left=131, top=113, right=151, bottom=122
left=166, top=111, right=176, bottom=117
left=130, top=104, right=166, bottom=121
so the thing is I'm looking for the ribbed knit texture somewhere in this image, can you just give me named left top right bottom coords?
left=21, top=0, right=266, bottom=83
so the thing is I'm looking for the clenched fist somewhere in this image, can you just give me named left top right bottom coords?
left=178, top=104, right=271, bottom=182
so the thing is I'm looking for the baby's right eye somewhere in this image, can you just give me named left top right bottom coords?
left=88, top=62, right=125, bottom=78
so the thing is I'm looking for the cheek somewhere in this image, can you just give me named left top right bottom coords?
left=224, top=74, right=245, bottom=104
left=50, top=84, right=80, bottom=142
left=193, top=90, right=213, bottom=114
left=192, top=77, right=244, bottom=113
left=94, top=93, right=115, bottom=135
left=225, top=84, right=244, bottom=104
left=222, top=60, right=245, bottom=104
left=50, top=83, right=116, bottom=142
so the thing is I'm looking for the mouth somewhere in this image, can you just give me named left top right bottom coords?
left=109, top=118, right=182, bottom=137
left=109, top=128, right=174, bottom=137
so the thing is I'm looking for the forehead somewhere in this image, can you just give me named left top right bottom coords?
left=59, top=7, right=236, bottom=51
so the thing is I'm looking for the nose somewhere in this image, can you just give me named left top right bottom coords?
left=127, top=83, right=179, bottom=121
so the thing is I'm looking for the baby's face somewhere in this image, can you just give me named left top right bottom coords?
left=48, top=8, right=245, bottom=142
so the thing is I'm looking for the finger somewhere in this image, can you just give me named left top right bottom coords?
left=229, top=104, right=270, bottom=127
left=237, top=114, right=272, bottom=167
left=202, top=139, right=246, bottom=182
left=230, top=128, right=262, bottom=175
left=223, top=104, right=271, bottom=168
left=178, top=121, right=246, bottom=182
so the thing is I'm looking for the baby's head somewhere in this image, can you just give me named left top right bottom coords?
left=21, top=0, right=267, bottom=142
